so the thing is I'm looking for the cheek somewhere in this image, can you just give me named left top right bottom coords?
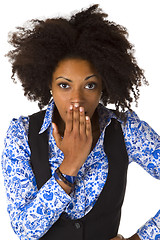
left=52, top=90, right=66, bottom=106
left=90, top=93, right=101, bottom=108
left=89, top=94, right=101, bottom=106
left=54, top=101, right=69, bottom=122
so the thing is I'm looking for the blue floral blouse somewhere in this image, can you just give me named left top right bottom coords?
left=1, top=100, right=160, bottom=239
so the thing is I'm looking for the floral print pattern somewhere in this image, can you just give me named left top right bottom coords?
left=1, top=100, right=160, bottom=239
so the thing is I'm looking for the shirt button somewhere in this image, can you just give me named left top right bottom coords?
left=75, top=222, right=81, bottom=229
left=68, top=203, right=73, bottom=210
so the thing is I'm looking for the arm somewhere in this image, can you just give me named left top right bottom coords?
left=2, top=103, right=93, bottom=239
left=122, top=111, right=160, bottom=239
left=1, top=117, right=71, bottom=239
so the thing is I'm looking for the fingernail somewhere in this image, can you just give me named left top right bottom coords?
left=69, top=105, right=73, bottom=110
left=86, top=116, right=89, bottom=120
left=79, top=107, right=83, bottom=112
left=74, top=103, right=79, bottom=108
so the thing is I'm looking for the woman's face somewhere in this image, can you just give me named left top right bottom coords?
left=51, top=58, right=102, bottom=124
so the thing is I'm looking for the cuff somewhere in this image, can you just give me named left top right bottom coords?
left=38, top=175, right=71, bottom=213
left=137, top=218, right=160, bottom=240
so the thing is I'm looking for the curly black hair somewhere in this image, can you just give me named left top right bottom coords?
left=6, top=4, right=148, bottom=115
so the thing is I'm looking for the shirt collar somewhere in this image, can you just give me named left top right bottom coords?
left=39, top=100, right=122, bottom=134
left=39, top=99, right=55, bottom=134
left=97, top=102, right=122, bottom=132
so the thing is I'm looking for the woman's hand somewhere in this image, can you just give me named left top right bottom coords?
left=52, top=103, right=93, bottom=176
left=110, top=234, right=140, bottom=240
left=110, top=234, right=125, bottom=240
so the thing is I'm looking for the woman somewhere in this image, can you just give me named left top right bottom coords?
left=1, top=4, right=160, bottom=240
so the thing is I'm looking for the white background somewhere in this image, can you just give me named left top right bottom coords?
left=0, top=0, right=160, bottom=239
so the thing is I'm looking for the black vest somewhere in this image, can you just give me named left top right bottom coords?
left=28, top=110, right=128, bottom=240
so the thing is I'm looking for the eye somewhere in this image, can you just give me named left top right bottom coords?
left=85, top=83, right=96, bottom=90
left=58, top=83, right=70, bottom=89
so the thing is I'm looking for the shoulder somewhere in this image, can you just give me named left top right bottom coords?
left=122, top=110, right=159, bottom=142
left=122, top=110, right=145, bottom=134
left=4, top=115, right=30, bottom=149
left=121, top=110, right=141, bottom=140
left=5, top=109, right=47, bottom=143
left=7, top=116, right=29, bottom=136
left=2, top=116, right=31, bottom=162
left=123, top=110, right=152, bottom=131
left=6, top=110, right=46, bottom=137
left=124, top=110, right=141, bottom=126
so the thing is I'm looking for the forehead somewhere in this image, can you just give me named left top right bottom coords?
left=53, top=58, right=98, bottom=77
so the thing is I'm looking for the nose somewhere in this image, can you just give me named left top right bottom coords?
left=70, top=89, right=84, bottom=105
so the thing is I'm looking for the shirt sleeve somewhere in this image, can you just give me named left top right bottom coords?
left=1, top=116, right=71, bottom=240
left=122, top=111, right=160, bottom=239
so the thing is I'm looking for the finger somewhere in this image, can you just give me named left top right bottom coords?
left=79, top=106, right=86, bottom=135
left=85, top=116, right=92, bottom=138
left=65, top=105, right=73, bottom=133
left=52, top=123, right=62, bottom=147
left=73, top=103, right=80, bottom=134
left=110, top=235, right=124, bottom=240
left=117, top=234, right=124, bottom=239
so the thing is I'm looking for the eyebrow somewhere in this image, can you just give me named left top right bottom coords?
left=55, top=74, right=98, bottom=82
